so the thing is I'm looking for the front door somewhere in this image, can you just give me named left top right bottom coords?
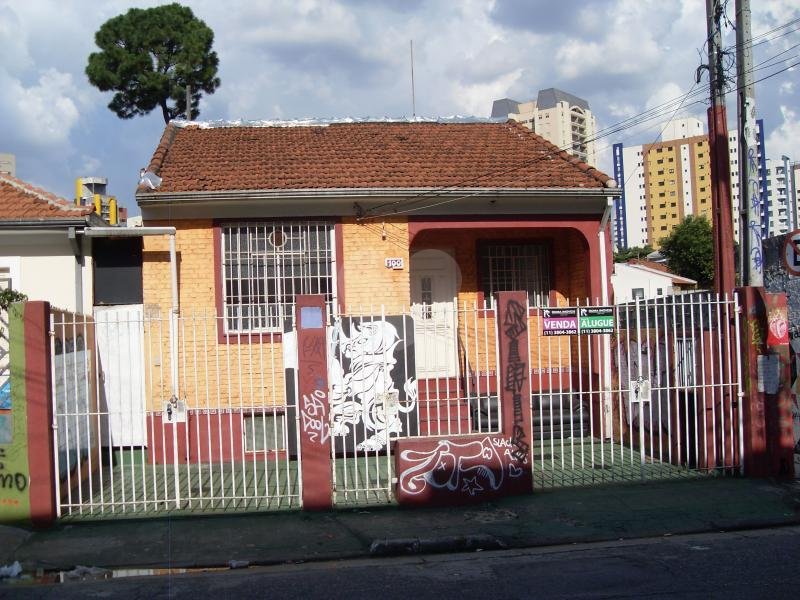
left=410, top=249, right=458, bottom=379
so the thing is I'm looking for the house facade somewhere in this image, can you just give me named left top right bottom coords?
left=134, top=119, right=619, bottom=466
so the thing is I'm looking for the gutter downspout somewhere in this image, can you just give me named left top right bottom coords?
left=598, top=198, right=613, bottom=439
left=67, top=227, right=84, bottom=314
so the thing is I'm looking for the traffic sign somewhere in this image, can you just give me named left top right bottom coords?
left=782, top=229, right=800, bottom=277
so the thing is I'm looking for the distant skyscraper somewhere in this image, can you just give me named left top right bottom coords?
left=0, top=153, right=15, bottom=177
left=491, top=88, right=597, bottom=167
left=612, top=117, right=743, bottom=250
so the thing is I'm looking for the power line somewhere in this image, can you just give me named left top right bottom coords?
left=362, top=49, right=798, bottom=221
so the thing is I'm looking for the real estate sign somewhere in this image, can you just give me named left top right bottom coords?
left=541, top=306, right=614, bottom=336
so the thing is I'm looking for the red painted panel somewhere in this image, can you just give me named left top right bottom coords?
left=395, top=435, right=526, bottom=506
left=188, top=411, right=243, bottom=463
left=395, top=292, right=534, bottom=506
left=295, top=295, right=333, bottom=509
left=24, top=302, right=57, bottom=526
left=147, top=414, right=189, bottom=465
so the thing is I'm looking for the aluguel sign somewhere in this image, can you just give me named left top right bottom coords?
left=578, top=306, right=615, bottom=334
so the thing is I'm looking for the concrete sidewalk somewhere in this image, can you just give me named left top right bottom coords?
left=1, top=477, right=799, bottom=574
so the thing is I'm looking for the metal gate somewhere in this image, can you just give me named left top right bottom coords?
left=51, top=308, right=301, bottom=518
left=529, top=292, right=743, bottom=488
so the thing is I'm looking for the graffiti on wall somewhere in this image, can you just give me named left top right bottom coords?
left=329, top=316, right=418, bottom=451
left=398, top=436, right=523, bottom=497
left=791, top=335, right=800, bottom=477
left=504, top=299, right=530, bottom=462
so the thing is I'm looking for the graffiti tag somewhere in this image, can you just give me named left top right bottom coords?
left=301, top=389, right=331, bottom=445
left=398, top=436, right=522, bottom=497
left=504, top=299, right=529, bottom=462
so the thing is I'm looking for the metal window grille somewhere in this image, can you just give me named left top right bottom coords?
left=222, top=222, right=334, bottom=332
left=479, top=243, right=550, bottom=305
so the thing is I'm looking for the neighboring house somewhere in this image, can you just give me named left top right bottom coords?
left=612, top=259, right=696, bottom=303
left=134, top=119, right=620, bottom=463
left=0, top=173, right=101, bottom=313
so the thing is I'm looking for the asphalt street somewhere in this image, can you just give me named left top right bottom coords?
left=3, top=525, right=800, bottom=599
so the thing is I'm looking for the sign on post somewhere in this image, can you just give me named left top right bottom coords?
left=579, top=306, right=615, bottom=334
left=782, top=229, right=800, bottom=277
left=542, top=306, right=615, bottom=336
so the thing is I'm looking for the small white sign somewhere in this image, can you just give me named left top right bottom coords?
left=385, top=257, right=405, bottom=270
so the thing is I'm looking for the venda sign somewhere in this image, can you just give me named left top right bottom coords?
left=542, top=306, right=614, bottom=336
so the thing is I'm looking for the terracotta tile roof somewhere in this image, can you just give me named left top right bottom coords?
left=628, top=258, right=670, bottom=273
left=141, top=120, right=614, bottom=194
left=0, top=173, right=93, bottom=221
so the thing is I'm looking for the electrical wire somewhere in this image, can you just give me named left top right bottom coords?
left=364, top=55, right=798, bottom=221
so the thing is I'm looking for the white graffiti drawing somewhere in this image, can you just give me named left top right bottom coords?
left=329, top=318, right=417, bottom=451
left=398, top=436, right=522, bottom=497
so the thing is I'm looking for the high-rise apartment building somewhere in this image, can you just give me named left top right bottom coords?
left=491, top=88, right=597, bottom=166
left=613, top=118, right=746, bottom=250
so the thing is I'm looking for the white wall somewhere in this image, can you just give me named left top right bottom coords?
left=622, top=144, right=647, bottom=248
left=0, top=230, right=93, bottom=314
left=612, top=263, right=675, bottom=303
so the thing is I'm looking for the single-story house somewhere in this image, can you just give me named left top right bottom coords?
left=134, top=119, right=621, bottom=463
left=0, top=173, right=101, bottom=313
left=612, top=259, right=697, bottom=302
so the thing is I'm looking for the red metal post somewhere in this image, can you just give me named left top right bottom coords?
left=708, top=106, right=737, bottom=296
left=24, top=302, right=57, bottom=526
left=295, top=295, right=333, bottom=510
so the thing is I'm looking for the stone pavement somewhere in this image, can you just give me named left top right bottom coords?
left=1, top=477, right=799, bottom=574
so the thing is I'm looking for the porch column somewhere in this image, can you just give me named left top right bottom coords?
left=496, top=291, right=534, bottom=493
left=295, top=295, right=333, bottom=510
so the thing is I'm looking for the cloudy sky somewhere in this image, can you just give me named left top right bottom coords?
left=1, top=0, right=798, bottom=215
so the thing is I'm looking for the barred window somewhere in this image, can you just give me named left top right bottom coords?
left=222, top=222, right=334, bottom=333
left=478, top=243, right=551, bottom=305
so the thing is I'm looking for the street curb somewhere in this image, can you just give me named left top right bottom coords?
left=369, top=534, right=507, bottom=557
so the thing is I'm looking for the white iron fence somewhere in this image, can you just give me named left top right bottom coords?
left=50, top=292, right=744, bottom=516
left=52, top=307, right=300, bottom=518
left=528, top=292, right=743, bottom=488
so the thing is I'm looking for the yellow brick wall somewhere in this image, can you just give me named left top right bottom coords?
left=140, top=217, right=594, bottom=409
left=141, top=219, right=284, bottom=411
left=341, top=217, right=410, bottom=312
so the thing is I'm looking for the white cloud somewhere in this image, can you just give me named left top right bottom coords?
left=765, top=106, right=800, bottom=160
left=0, top=68, right=84, bottom=146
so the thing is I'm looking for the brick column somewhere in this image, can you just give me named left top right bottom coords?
left=295, top=295, right=332, bottom=510
left=738, top=287, right=794, bottom=478
left=496, top=291, right=534, bottom=494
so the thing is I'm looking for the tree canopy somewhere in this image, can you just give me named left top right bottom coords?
left=86, top=3, right=220, bottom=123
left=659, top=215, right=714, bottom=287
left=613, top=245, right=654, bottom=263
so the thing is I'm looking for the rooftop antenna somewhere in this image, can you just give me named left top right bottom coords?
left=410, top=40, right=416, bottom=118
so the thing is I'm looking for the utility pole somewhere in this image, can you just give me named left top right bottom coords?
left=736, top=0, right=763, bottom=286
left=706, top=0, right=737, bottom=295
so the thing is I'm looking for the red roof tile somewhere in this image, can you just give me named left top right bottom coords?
left=141, top=120, right=614, bottom=194
left=0, top=174, right=93, bottom=221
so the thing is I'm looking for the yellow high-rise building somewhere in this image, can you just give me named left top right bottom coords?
left=643, top=136, right=712, bottom=249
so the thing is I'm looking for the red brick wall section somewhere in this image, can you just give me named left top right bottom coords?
left=24, top=302, right=56, bottom=526
left=395, top=292, right=533, bottom=506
